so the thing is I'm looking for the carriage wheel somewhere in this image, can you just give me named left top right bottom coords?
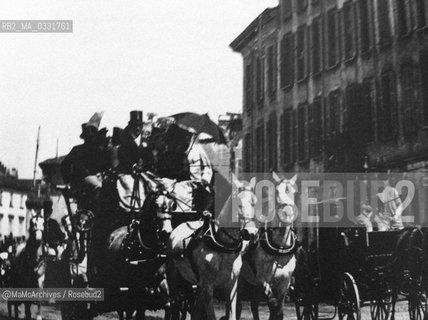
left=292, top=280, right=318, bottom=320
left=370, top=297, right=392, bottom=320
left=338, top=273, right=361, bottom=320
left=295, top=299, right=318, bottom=320
left=408, top=291, right=426, bottom=320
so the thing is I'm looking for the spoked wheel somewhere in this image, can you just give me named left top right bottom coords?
left=370, top=296, right=392, bottom=320
left=338, top=273, right=361, bottom=320
left=408, top=291, right=426, bottom=320
left=295, top=299, right=318, bottom=320
left=291, top=280, right=318, bottom=320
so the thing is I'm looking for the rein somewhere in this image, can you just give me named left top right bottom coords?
left=202, top=220, right=243, bottom=253
left=259, top=227, right=297, bottom=256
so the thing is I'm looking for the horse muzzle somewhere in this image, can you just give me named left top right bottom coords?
left=240, top=227, right=258, bottom=242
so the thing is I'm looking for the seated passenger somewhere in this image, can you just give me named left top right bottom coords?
left=374, top=172, right=404, bottom=231
left=61, top=112, right=108, bottom=212
left=157, top=124, right=213, bottom=213
left=356, top=201, right=373, bottom=232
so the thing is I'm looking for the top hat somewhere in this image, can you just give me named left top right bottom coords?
left=80, top=123, right=98, bottom=139
left=129, top=110, right=144, bottom=125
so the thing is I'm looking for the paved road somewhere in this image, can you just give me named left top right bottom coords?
left=0, top=300, right=412, bottom=320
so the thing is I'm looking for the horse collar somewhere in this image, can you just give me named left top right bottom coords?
left=203, top=220, right=243, bottom=253
left=259, top=228, right=297, bottom=256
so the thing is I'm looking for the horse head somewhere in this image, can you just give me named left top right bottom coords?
left=231, top=175, right=258, bottom=242
left=272, top=172, right=298, bottom=226
left=30, top=213, right=45, bottom=243
left=136, top=175, right=177, bottom=250
left=154, top=191, right=176, bottom=244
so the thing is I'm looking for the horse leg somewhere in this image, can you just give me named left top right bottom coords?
left=249, top=298, right=260, bottom=320
left=229, top=278, right=239, bottom=320
left=222, top=289, right=231, bottom=320
left=191, top=289, right=204, bottom=320
left=220, top=277, right=239, bottom=320
left=125, top=309, right=134, bottom=320
left=117, top=310, right=124, bottom=320
left=192, top=283, right=214, bottom=320
left=135, top=308, right=145, bottom=320
left=160, top=277, right=172, bottom=320
left=7, top=301, right=12, bottom=320
left=270, top=292, right=286, bottom=320
left=263, top=282, right=277, bottom=308
left=36, top=301, right=42, bottom=320
left=14, top=303, right=18, bottom=320
left=391, top=287, right=398, bottom=320
left=25, top=302, right=31, bottom=320
left=236, top=287, right=243, bottom=320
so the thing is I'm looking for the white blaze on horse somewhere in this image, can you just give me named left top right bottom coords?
left=9, top=212, right=46, bottom=320
left=167, top=175, right=258, bottom=320
left=238, top=172, right=298, bottom=320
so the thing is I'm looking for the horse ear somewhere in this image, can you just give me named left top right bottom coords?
left=231, top=173, right=243, bottom=189
left=272, top=171, right=281, bottom=183
left=290, top=174, right=297, bottom=184
left=250, top=177, right=257, bottom=188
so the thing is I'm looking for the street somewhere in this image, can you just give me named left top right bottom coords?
left=0, top=300, right=412, bottom=320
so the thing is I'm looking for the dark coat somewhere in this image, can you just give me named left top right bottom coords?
left=61, top=143, right=107, bottom=185
left=112, top=127, right=153, bottom=174
left=156, top=150, right=190, bottom=181
left=45, top=218, right=65, bottom=246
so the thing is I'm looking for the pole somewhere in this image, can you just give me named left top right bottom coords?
left=56, top=137, right=59, bottom=159
left=33, top=126, right=40, bottom=187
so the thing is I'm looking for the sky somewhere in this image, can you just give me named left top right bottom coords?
left=0, top=0, right=277, bottom=179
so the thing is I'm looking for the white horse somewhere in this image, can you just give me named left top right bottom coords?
left=238, top=172, right=298, bottom=320
left=167, top=176, right=258, bottom=320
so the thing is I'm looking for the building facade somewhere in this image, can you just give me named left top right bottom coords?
left=0, top=175, right=33, bottom=241
left=231, top=0, right=428, bottom=175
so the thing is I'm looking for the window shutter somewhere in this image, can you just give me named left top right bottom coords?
left=377, top=0, right=392, bottom=48
left=420, top=50, right=428, bottom=126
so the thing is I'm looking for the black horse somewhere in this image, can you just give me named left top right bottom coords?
left=8, top=214, right=46, bottom=320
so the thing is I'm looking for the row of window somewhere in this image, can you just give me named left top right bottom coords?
left=0, top=214, right=26, bottom=238
left=246, top=0, right=428, bottom=113
left=244, top=64, right=423, bottom=171
left=282, top=0, right=427, bottom=27
left=0, top=191, right=26, bottom=209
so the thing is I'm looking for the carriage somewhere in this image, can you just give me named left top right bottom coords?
left=291, top=197, right=427, bottom=320
left=55, top=166, right=234, bottom=320
left=55, top=169, right=187, bottom=320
